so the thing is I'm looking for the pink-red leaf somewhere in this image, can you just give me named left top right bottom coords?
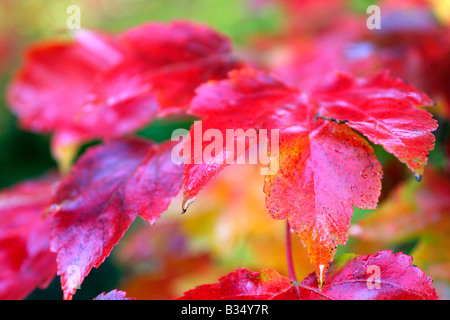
left=300, top=251, right=439, bottom=300
left=183, top=67, right=299, bottom=209
left=119, top=22, right=239, bottom=115
left=0, top=174, right=58, bottom=300
left=264, top=125, right=382, bottom=275
left=49, top=138, right=183, bottom=300
left=7, top=21, right=238, bottom=156
left=315, top=71, right=438, bottom=177
left=177, top=268, right=298, bottom=300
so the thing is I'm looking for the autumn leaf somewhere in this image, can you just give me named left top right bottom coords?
left=94, top=289, right=134, bottom=300
left=299, top=251, right=439, bottom=300
left=49, top=137, right=183, bottom=300
left=182, top=67, right=436, bottom=277
left=0, top=173, right=58, bottom=300
left=7, top=21, right=238, bottom=168
left=177, top=268, right=298, bottom=300
left=177, top=251, right=439, bottom=300
left=182, top=67, right=300, bottom=209
left=119, top=21, right=239, bottom=115
left=315, top=71, right=437, bottom=177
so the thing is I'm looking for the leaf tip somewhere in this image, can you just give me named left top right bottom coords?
left=52, top=142, right=80, bottom=174
left=181, top=196, right=195, bottom=213
left=318, top=264, right=325, bottom=290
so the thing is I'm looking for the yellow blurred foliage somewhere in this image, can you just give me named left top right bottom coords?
left=429, top=0, right=450, bottom=25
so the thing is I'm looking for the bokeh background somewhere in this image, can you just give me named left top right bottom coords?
left=0, top=0, right=449, bottom=299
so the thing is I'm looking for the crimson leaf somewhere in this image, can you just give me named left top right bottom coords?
left=49, top=137, right=183, bottom=299
left=0, top=174, right=58, bottom=299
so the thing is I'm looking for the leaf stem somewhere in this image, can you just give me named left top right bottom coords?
left=286, top=221, right=301, bottom=298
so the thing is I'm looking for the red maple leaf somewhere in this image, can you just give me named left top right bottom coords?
left=7, top=21, right=238, bottom=158
left=177, top=268, right=298, bottom=300
left=182, top=67, right=437, bottom=276
left=177, top=251, right=439, bottom=300
left=314, top=71, right=437, bottom=177
left=0, top=173, right=59, bottom=299
left=49, top=138, right=183, bottom=300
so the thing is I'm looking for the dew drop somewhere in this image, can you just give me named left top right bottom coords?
left=360, top=170, right=369, bottom=179
left=182, top=197, right=195, bottom=214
